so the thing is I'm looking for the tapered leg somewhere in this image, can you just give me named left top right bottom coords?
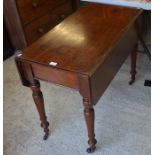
left=129, top=44, right=137, bottom=85
left=83, top=98, right=97, bottom=153
left=30, top=80, right=49, bottom=140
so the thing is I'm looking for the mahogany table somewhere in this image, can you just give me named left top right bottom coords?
left=15, top=3, right=142, bottom=153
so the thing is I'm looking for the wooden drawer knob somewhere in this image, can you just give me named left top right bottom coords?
left=32, top=2, right=38, bottom=8
left=37, top=28, right=44, bottom=34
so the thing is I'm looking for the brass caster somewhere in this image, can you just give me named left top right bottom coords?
left=43, top=133, right=49, bottom=140
left=86, top=146, right=96, bottom=153
left=129, top=79, right=135, bottom=85
left=87, top=139, right=97, bottom=153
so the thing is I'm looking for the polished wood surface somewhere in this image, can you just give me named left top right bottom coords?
left=20, top=4, right=142, bottom=75
left=30, top=80, right=49, bottom=140
left=16, top=0, right=69, bottom=24
left=83, top=98, right=97, bottom=153
left=4, top=0, right=79, bottom=49
left=32, top=63, right=79, bottom=89
left=90, top=25, right=138, bottom=104
left=15, top=3, right=142, bottom=153
left=24, top=2, right=73, bottom=44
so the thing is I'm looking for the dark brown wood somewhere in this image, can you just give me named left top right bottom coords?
left=15, top=59, right=35, bottom=87
left=15, top=3, right=142, bottom=152
left=4, top=0, right=27, bottom=49
left=20, top=4, right=142, bottom=76
left=30, top=80, right=49, bottom=140
left=4, top=0, right=79, bottom=49
left=15, top=58, right=50, bottom=139
left=90, top=25, right=138, bottom=104
left=129, top=44, right=138, bottom=85
left=72, top=0, right=80, bottom=10
left=32, top=63, right=79, bottom=89
left=24, top=2, right=73, bottom=44
left=78, top=74, right=92, bottom=103
left=83, top=98, right=97, bottom=153
left=16, top=0, right=70, bottom=25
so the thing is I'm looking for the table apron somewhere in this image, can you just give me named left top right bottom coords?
left=31, top=63, right=80, bottom=89
left=90, top=25, right=138, bottom=105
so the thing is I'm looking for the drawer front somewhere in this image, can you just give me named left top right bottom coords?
left=16, top=0, right=70, bottom=24
left=32, top=63, right=79, bottom=89
left=24, top=2, right=73, bottom=44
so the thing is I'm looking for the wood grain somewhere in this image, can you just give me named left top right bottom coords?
left=4, top=0, right=79, bottom=49
left=32, top=63, right=79, bottom=89
left=16, top=0, right=70, bottom=24
left=21, top=3, right=142, bottom=75
left=24, top=2, right=73, bottom=44
left=15, top=3, right=142, bottom=152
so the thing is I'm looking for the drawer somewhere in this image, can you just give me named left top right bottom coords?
left=16, top=0, right=69, bottom=24
left=32, top=63, right=79, bottom=89
left=24, top=2, right=73, bottom=44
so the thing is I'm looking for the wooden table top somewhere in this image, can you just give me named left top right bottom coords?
left=21, top=3, right=142, bottom=76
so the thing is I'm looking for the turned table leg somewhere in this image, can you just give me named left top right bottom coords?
left=30, top=80, right=49, bottom=140
left=83, top=98, right=97, bottom=153
left=129, top=44, right=137, bottom=85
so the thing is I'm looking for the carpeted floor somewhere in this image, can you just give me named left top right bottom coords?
left=4, top=53, right=150, bottom=155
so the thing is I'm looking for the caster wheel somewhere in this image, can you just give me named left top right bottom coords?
left=86, top=147, right=96, bottom=153
left=43, top=133, right=49, bottom=140
left=129, top=80, right=134, bottom=85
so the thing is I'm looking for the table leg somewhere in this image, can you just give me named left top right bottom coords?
left=30, top=80, right=49, bottom=140
left=129, top=44, right=137, bottom=85
left=83, top=98, right=97, bottom=153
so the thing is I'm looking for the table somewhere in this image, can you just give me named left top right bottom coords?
left=15, top=3, right=142, bottom=153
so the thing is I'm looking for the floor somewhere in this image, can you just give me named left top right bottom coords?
left=4, top=53, right=150, bottom=155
